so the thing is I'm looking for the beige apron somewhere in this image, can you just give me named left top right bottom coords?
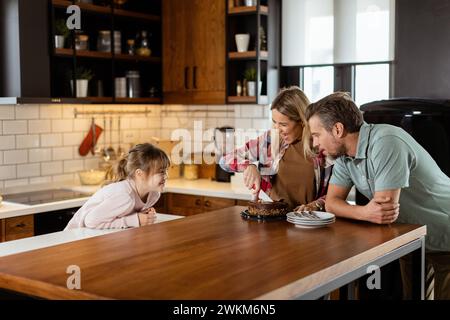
left=269, top=139, right=316, bottom=210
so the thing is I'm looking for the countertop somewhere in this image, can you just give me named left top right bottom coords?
left=0, top=213, right=183, bottom=258
left=0, top=179, right=252, bottom=219
left=0, top=206, right=426, bottom=300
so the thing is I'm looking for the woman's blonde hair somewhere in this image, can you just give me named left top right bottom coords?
left=106, top=143, right=170, bottom=183
left=270, top=86, right=315, bottom=158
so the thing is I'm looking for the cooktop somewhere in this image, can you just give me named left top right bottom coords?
left=2, top=189, right=92, bottom=205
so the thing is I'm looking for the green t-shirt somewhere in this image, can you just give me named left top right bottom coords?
left=330, top=122, right=450, bottom=251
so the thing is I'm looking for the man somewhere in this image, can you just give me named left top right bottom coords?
left=306, top=92, right=450, bottom=299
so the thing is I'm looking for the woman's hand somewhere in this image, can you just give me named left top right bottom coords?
left=243, top=164, right=261, bottom=197
left=138, top=207, right=157, bottom=226
left=294, top=201, right=324, bottom=212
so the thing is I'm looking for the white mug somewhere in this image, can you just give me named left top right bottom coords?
left=235, top=34, right=250, bottom=52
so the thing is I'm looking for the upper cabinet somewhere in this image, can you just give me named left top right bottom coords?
left=163, top=0, right=226, bottom=104
left=49, top=0, right=162, bottom=104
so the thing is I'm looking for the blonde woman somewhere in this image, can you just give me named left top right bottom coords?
left=65, top=143, right=170, bottom=230
left=220, top=86, right=333, bottom=211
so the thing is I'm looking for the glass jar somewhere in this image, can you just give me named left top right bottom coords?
left=136, top=30, right=151, bottom=57
left=97, top=30, right=111, bottom=52
left=126, top=70, right=141, bottom=98
left=75, top=34, right=89, bottom=51
left=127, top=39, right=136, bottom=55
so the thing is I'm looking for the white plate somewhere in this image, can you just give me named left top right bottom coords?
left=287, top=211, right=335, bottom=221
left=287, top=219, right=335, bottom=226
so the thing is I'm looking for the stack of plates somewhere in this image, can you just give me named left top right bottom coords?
left=286, top=211, right=336, bottom=228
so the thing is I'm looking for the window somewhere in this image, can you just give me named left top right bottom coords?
left=302, top=66, right=334, bottom=102
left=354, top=64, right=390, bottom=106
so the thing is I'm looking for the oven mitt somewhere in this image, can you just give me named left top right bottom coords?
left=79, top=125, right=103, bottom=156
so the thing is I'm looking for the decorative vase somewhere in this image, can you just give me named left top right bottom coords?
left=247, top=81, right=256, bottom=96
left=235, top=34, right=250, bottom=52
left=55, top=35, right=65, bottom=49
left=71, top=79, right=89, bottom=98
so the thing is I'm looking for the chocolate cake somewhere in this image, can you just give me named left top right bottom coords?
left=247, top=200, right=289, bottom=217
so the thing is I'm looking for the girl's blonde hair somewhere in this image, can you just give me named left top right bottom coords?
left=270, top=86, right=316, bottom=158
left=107, top=143, right=170, bottom=183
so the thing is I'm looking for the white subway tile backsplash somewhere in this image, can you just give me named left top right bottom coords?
left=29, top=120, right=51, bottom=134
left=40, top=105, right=62, bottom=119
left=235, top=119, right=252, bottom=129
left=0, top=135, right=15, bottom=150
left=0, top=106, right=15, bottom=120
left=64, top=159, right=84, bottom=173
left=4, top=179, right=29, bottom=188
left=73, top=119, right=90, bottom=132
left=41, top=133, right=63, bottom=147
left=52, top=173, right=76, bottom=183
left=52, top=119, right=74, bottom=133
left=252, top=119, right=271, bottom=130
left=3, top=120, right=27, bottom=135
left=63, top=132, right=83, bottom=146
left=1, top=102, right=275, bottom=185
left=29, top=148, right=52, bottom=163
left=0, top=165, right=16, bottom=180
left=4, top=150, right=28, bottom=164
left=240, top=105, right=264, bottom=118
left=16, top=135, right=40, bottom=149
left=15, top=105, right=39, bottom=119
left=29, top=176, right=52, bottom=185
left=53, top=147, right=74, bottom=160
left=41, top=161, right=63, bottom=175
left=84, top=158, right=101, bottom=170
left=17, top=163, right=41, bottom=178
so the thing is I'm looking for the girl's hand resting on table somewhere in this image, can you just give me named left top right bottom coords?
left=138, top=207, right=157, bottom=226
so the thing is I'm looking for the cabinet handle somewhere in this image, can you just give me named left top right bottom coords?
left=195, top=199, right=202, bottom=206
left=204, top=200, right=211, bottom=208
left=184, top=67, right=190, bottom=90
left=193, top=66, right=198, bottom=89
left=16, top=223, right=26, bottom=228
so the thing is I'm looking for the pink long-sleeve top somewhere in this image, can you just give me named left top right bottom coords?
left=65, top=179, right=160, bottom=230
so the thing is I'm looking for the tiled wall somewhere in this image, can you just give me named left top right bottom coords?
left=0, top=104, right=271, bottom=189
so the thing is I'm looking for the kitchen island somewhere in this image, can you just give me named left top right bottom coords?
left=0, top=206, right=426, bottom=300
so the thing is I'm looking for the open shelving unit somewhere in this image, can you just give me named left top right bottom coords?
left=49, top=0, right=162, bottom=104
left=225, top=0, right=280, bottom=105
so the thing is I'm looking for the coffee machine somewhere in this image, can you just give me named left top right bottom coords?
left=213, top=126, right=235, bottom=182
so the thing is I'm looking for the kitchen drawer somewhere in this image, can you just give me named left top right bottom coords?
left=167, top=193, right=203, bottom=216
left=203, top=196, right=235, bottom=212
left=4, top=215, right=34, bottom=241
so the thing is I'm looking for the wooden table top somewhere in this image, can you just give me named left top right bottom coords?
left=0, top=206, right=426, bottom=300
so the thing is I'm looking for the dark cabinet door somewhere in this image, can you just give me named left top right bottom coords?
left=34, top=208, right=79, bottom=235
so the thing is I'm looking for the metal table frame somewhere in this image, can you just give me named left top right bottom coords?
left=297, top=236, right=425, bottom=300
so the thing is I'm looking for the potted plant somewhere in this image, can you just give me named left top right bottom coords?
left=55, top=19, right=69, bottom=49
left=243, top=67, right=261, bottom=97
left=69, top=67, right=94, bottom=98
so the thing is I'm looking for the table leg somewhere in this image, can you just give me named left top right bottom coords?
left=411, top=236, right=425, bottom=300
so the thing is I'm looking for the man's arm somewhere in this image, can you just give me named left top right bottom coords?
left=326, top=184, right=401, bottom=224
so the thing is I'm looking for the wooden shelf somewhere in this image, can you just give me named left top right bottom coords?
left=115, top=97, right=162, bottom=104
left=228, top=50, right=268, bottom=60
left=228, top=95, right=268, bottom=104
left=228, top=5, right=268, bottom=15
left=54, top=48, right=161, bottom=63
left=52, top=0, right=161, bottom=22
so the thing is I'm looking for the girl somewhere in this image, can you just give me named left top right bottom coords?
left=65, top=143, right=170, bottom=230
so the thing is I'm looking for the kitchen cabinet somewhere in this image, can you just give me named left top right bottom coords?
left=167, top=193, right=236, bottom=216
left=163, top=0, right=226, bottom=104
left=0, top=215, right=34, bottom=242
